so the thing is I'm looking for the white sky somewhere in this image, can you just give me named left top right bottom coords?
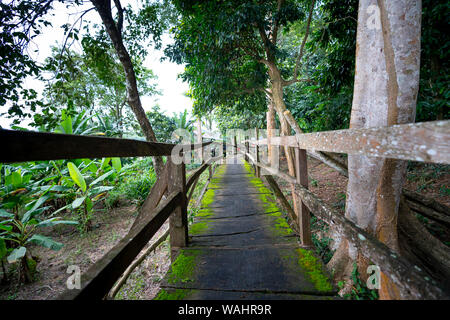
left=0, top=0, right=192, bottom=129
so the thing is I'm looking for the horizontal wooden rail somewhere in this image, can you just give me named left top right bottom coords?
left=246, top=120, right=450, bottom=164
left=238, top=148, right=449, bottom=299
left=0, top=129, right=213, bottom=163
left=58, top=190, right=183, bottom=300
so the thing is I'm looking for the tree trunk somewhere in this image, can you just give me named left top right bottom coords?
left=329, top=0, right=422, bottom=300
left=268, top=65, right=302, bottom=220
left=267, top=99, right=276, bottom=166
left=91, top=0, right=164, bottom=175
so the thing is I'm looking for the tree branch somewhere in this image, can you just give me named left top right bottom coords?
left=290, top=0, right=316, bottom=83
left=271, top=0, right=285, bottom=45
left=113, top=0, right=124, bottom=35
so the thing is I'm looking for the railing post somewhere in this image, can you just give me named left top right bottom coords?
left=233, top=135, right=237, bottom=155
left=245, top=140, right=249, bottom=162
left=255, top=128, right=260, bottom=177
left=167, top=158, right=188, bottom=260
left=295, top=148, right=312, bottom=246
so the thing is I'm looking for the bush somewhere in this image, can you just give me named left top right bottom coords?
left=105, top=158, right=157, bottom=209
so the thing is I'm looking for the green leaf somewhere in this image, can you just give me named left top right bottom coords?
left=85, top=197, right=93, bottom=213
left=90, top=170, right=114, bottom=186
left=111, top=157, right=122, bottom=172
left=22, top=194, right=51, bottom=223
left=37, top=218, right=78, bottom=228
left=0, top=209, right=14, bottom=219
left=27, top=234, right=63, bottom=251
left=7, top=246, right=26, bottom=263
left=21, top=206, right=51, bottom=224
left=0, top=222, right=13, bottom=232
left=100, top=158, right=111, bottom=170
left=60, top=113, right=73, bottom=134
left=89, top=186, right=114, bottom=196
left=67, top=162, right=87, bottom=192
left=72, top=196, right=86, bottom=209
left=11, top=171, right=22, bottom=187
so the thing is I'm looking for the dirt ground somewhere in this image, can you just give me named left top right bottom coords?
left=0, top=157, right=448, bottom=300
left=0, top=200, right=171, bottom=300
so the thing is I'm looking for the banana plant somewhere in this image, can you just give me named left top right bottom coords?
left=62, top=161, right=116, bottom=232
left=0, top=197, right=77, bottom=283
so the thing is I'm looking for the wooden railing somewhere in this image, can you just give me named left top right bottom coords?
left=234, top=120, right=450, bottom=299
left=0, top=128, right=222, bottom=299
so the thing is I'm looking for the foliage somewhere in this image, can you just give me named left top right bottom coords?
left=37, top=39, right=160, bottom=134
left=146, top=105, right=177, bottom=143
left=0, top=0, right=55, bottom=122
left=166, top=0, right=299, bottom=115
left=62, top=161, right=115, bottom=233
left=416, top=0, right=450, bottom=122
left=283, top=0, right=357, bottom=132
left=105, top=158, right=157, bottom=209
left=0, top=179, right=77, bottom=283
left=172, top=109, right=195, bottom=132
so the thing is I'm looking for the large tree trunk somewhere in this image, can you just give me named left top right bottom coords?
left=268, top=65, right=302, bottom=221
left=91, top=0, right=164, bottom=175
left=328, top=0, right=422, bottom=299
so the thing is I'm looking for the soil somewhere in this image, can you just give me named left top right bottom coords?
left=0, top=201, right=171, bottom=300
left=0, top=157, right=448, bottom=300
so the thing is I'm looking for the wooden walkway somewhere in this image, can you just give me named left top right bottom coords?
left=156, top=156, right=337, bottom=300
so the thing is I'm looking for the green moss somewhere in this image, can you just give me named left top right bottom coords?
left=189, top=221, right=210, bottom=235
left=242, top=161, right=293, bottom=236
left=196, top=208, right=213, bottom=218
left=167, top=251, right=200, bottom=284
left=296, top=248, right=333, bottom=292
left=154, top=288, right=194, bottom=300
left=200, top=188, right=215, bottom=208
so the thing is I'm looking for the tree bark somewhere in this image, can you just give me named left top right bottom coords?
left=90, top=0, right=164, bottom=175
left=329, top=0, right=422, bottom=300
left=266, top=99, right=276, bottom=166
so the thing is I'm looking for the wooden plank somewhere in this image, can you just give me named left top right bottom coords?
left=168, top=159, right=188, bottom=255
left=295, top=148, right=312, bottom=246
left=0, top=129, right=175, bottom=162
left=247, top=121, right=450, bottom=164
left=128, top=161, right=169, bottom=234
left=0, top=129, right=214, bottom=163
left=58, top=190, right=182, bottom=300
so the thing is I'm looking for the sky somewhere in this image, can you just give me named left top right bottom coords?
left=0, top=0, right=193, bottom=129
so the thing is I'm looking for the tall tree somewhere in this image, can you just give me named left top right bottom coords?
left=90, top=0, right=168, bottom=174
left=0, top=0, right=54, bottom=123
left=328, top=0, right=422, bottom=299
left=167, top=0, right=318, bottom=221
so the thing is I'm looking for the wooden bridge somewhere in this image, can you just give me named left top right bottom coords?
left=1, top=119, right=449, bottom=300
left=156, top=156, right=337, bottom=299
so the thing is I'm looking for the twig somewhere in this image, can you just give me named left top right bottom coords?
left=108, top=228, right=169, bottom=299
